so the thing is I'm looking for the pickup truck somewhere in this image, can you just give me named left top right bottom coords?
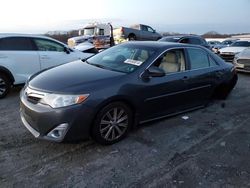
left=113, top=24, right=162, bottom=43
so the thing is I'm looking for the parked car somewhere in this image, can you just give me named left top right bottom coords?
left=212, top=39, right=238, bottom=53
left=233, top=47, right=250, bottom=72
left=74, top=42, right=99, bottom=55
left=0, top=34, right=92, bottom=98
left=207, top=40, right=221, bottom=48
left=20, top=42, right=237, bottom=145
left=158, top=35, right=211, bottom=49
left=113, top=24, right=162, bottom=43
left=218, top=40, right=250, bottom=62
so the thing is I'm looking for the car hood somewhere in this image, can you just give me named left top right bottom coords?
left=220, top=47, right=247, bottom=53
left=72, top=49, right=93, bottom=59
left=29, top=60, right=126, bottom=93
left=74, top=42, right=95, bottom=51
left=237, top=48, right=250, bottom=59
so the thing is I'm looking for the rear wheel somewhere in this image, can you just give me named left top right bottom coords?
left=0, top=74, right=11, bottom=99
left=214, top=75, right=238, bottom=100
left=91, top=102, right=132, bottom=145
left=128, top=34, right=136, bottom=41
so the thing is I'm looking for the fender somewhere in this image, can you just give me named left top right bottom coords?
left=0, top=66, right=15, bottom=84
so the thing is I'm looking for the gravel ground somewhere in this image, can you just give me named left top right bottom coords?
left=1, top=73, right=250, bottom=187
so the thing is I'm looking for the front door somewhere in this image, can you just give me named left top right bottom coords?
left=32, top=38, right=79, bottom=70
left=138, top=48, right=190, bottom=121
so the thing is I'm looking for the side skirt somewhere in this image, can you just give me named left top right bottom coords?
left=139, top=105, right=205, bottom=124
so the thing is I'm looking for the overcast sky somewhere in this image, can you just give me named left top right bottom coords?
left=0, top=0, right=250, bottom=34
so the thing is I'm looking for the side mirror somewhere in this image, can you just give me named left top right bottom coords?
left=64, top=47, right=71, bottom=54
left=141, top=66, right=165, bottom=81
left=153, top=30, right=156, bottom=33
left=148, top=66, right=165, bottom=77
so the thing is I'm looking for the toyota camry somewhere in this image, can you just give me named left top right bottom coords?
left=20, top=41, right=237, bottom=145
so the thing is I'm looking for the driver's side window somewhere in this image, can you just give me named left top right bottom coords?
left=154, top=49, right=186, bottom=74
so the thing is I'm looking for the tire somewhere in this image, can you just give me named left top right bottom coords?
left=128, top=34, right=136, bottom=41
left=0, top=74, right=11, bottom=99
left=91, top=102, right=133, bottom=145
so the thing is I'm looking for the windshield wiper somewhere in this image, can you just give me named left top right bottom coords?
left=85, top=60, right=109, bottom=69
left=85, top=60, right=127, bottom=73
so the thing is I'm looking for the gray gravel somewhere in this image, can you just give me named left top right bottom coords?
left=1, top=73, right=250, bottom=187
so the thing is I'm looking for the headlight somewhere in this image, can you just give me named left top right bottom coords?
left=40, top=94, right=89, bottom=108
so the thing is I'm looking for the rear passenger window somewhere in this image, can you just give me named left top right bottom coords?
left=0, top=37, right=35, bottom=51
left=189, top=38, right=202, bottom=45
left=209, top=56, right=218, bottom=66
left=33, top=38, right=64, bottom=52
left=187, top=48, right=210, bottom=69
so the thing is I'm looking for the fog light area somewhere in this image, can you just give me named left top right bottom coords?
left=46, top=123, right=69, bottom=141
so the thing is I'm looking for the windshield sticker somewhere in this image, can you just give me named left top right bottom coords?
left=124, top=59, right=143, bottom=66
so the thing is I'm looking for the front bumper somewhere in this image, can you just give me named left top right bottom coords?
left=220, top=53, right=235, bottom=62
left=234, top=59, right=250, bottom=73
left=20, top=89, right=95, bottom=142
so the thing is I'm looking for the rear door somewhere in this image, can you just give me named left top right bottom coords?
left=183, top=47, right=218, bottom=107
left=32, top=38, right=80, bottom=70
left=0, top=37, right=40, bottom=84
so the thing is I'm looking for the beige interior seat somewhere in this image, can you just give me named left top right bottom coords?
left=159, top=52, right=179, bottom=73
left=138, top=50, right=149, bottom=62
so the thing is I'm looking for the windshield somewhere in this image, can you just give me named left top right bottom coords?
left=86, top=45, right=156, bottom=73
left=84, top=28, right=95, bottom=35
left=159, top=37, right=180, bottom=42
left=222, top=40, right=233, bottom=45
left=231, top=41, right=250, bottom=47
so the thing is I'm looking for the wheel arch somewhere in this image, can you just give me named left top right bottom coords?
left=128, top=33, right=136, bottom=40
left=0, top=66, right=15, bottom=84
left=90, top=96, right=138, bottom=132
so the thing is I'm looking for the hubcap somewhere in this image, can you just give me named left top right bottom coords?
left=0, top=78, right=6, bottom=95
left=100, top=107, right=128, bottom=141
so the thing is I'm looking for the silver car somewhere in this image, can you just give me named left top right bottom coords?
left=234, top=48, right=250, bottom=73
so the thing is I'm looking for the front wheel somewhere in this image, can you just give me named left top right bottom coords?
left=91, top=102, right=133, bottom=145
left=0, top=74, right=11, bottom=99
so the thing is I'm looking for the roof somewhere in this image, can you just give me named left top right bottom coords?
left=119, top=41, right=205, bottom=50
left=161, top=35, right=201, bottom=39
left=0, top=33, right=50, bottom=39
left=0, top=33, right=67, bottom=46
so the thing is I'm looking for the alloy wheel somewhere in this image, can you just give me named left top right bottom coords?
left=0, top=78, right=7, bottom=96
left=99, top=107, right=129, bottom=141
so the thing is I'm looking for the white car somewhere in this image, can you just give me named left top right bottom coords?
left=219, top=40, right=250, bottom=62
left=74, top=42, right=99, bottom=54
left=0, top=34, right=93, bottom=98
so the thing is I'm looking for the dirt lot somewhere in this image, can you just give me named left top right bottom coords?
left=1, top=73, right=250, bottom=187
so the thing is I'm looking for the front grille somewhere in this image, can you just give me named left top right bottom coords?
left=220, top=54, right=235, bottom=61
left=237, top=59, right=250, bottom=66
left=25, top=87, right=45, bottom=104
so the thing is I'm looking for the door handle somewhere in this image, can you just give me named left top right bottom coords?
left=182, top=76, right=189, bottom=81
